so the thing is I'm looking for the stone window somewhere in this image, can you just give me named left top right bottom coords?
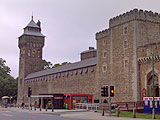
left=85, top=68, right=88, bottom=73
left=28, top=50, right=31, bottom=56
left=66, top=72, right=69, bottom=77
left=33, top=43, right=36, bottom=47
left=59, top=73, right=61, bottom=78
left=38, top=50, right=41, bottom=57
left=123, top=24, right=128, bottom=35
left=123, top=40, right=128, bottom=49
left=103, top=39, right=106, bottom=46
left=63, top=72, right=65, bottom=77
left=91, top=66, right=94, bottom=72
left=79, top=69, right=83, bottom=74
left=124, top=57, right=129, bottom=70
left=48, top=76, right=51, bottom=81
left=75, top=70, right=78, bottom=75
left=103, top=51, right=107, bottom=58
left=45, top=76, right=48, bottom=81
left=27, top=42, right=30, bottom=47
left=102, top=64, right=107, bottom=72
left=71, top=71, right=73, bottom=76
left=52, top=75, right=54, bottom=80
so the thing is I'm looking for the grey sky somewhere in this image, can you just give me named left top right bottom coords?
left=0, top=0, right=160, bottom=78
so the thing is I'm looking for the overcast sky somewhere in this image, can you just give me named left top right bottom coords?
left=0, top=0, right=160, bottom=78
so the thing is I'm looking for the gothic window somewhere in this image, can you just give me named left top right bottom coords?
left=36, top=43, right=39, bottom=47
left=103, top=39, right=106, bottom=46
left=32, top=49, right=36, bottom=57
left=79, top=69, right=83, bottom=74
left=28, top=50, right=31, bottom=56
left=27, top=42, right=30, bottom=47
left=91, top=66, right=94, bottom=72
left=63, top=72, right=65, bottom=77
left=71, top=71, right=73, bottom=76
left=123, top=40, right=128, bottom=49
left=30, top=42, right=33, bottom=47
left=123, top=24, right=128, bottom=35
left=66, top=72, right=69, bottom=77
left=59, top=73, right=61, bottom=78
left=124, top=57, right=129, bottom=70
left=102, top=64, right=107, bottom=72
left=75, top=70, right=78, bottom=75
left=103, top=51, right=107, bottom=58
left=38, top=49, right=41, bottom=57
left=33, top=43, right=36, bottom=47
left=85, top=68, right=88, bottom=73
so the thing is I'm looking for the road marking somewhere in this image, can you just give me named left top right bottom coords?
left=2, top=114, right=12, bottom=117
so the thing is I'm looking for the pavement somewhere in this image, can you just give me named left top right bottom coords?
left=0, top=106, right=153, bottom=120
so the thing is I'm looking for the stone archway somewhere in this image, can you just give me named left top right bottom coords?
left=147, top=71, right=159, bottom=97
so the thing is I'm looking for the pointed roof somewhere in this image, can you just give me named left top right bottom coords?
left=19, top=16, right=45, bottom=37
left=25, top=17, right=40, bottom=28
left=26, top=20, right=40, bottom=28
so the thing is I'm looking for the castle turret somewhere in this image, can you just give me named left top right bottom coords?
left=17, top=17, right=45, bottom=104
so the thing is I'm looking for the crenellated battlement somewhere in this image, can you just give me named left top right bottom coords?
left=96, top=28, right=110, bottom=40
left=109, top=9, right=160, bottom=28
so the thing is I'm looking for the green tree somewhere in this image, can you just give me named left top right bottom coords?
left=42, top=59, right=53, bottom=69
left=0, top=58, right=17, bottom=98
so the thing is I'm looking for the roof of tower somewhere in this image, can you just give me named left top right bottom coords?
left=20, top=17, right=45, bottom=37
left=26, top=20, right=40, bottom=28
left=25, top=16, right=40, bottom=28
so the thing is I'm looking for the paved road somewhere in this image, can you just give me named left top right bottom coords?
left=0, top=110, right=84, bottom=120
left=0, top=107, right=153, bottom=120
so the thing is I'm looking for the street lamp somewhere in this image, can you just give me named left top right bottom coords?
left=152, top=54, right=155, bottom=119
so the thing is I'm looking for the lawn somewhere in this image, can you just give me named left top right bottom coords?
left=114, top=111, right=160, bottom=119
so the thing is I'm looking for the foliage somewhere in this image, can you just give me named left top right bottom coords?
left=0, top=58, right=17, bottom=98
left=42, top=59, right=71, bottom=69
left=42, top=59, right=53, bottom=69
left=53, top=62, right=71, bottom=68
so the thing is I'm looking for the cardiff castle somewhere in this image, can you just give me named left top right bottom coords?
left=17, top=9, right=160, bottom=109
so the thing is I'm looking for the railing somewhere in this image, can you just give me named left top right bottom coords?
left=75, top=101, right=144, bottom=111
left=113, top=101, right=144, bottom=111
left=75, top=103, right=99, bottom=111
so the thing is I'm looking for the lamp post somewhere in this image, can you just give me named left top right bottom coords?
left=152, top=54, right=155, bottom=119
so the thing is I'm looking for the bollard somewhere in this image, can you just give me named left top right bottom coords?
left=34, top=106, right=36, bottom=111
left=52, top=104, right=54, bottom=112
left=116, top=107, right=120, bottom=117
left=152, top=108, right=156, bottom=119
left=40, top=107, right=41, bottom=111
left=102, top=107, right=104, bottom=116
left=30, top=104, right=32, bottom=110
left=133, top=108, right=136, bottom=118
left=45, top=104, right=48, bottom=111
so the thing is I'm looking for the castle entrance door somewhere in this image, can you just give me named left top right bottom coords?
left=147, top=72, right=159, bottom=97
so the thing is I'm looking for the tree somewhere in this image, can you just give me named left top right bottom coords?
left=42, top=59, right=53, bottom=69
left=0, top=58, right=17, bottom=98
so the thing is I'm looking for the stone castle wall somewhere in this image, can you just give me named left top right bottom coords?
left=24, top=66, right=96, bottom=104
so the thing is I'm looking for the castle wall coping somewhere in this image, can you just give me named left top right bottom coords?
left=109, top=9, right=160, bottom=28
left=95, top=28, right=110, bottom=40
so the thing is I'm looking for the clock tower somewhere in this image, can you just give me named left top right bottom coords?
left=17, top=17, right=45, bottom=104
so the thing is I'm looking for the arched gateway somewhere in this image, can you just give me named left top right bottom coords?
left=147, top=71, right=159, bottom=97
